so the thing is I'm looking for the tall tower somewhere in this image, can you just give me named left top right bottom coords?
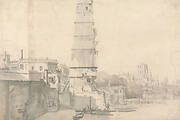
left=70, top=0, right=98, bottom=92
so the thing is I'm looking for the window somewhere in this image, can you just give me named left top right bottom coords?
left=49, top=77, right=56, bottom=84
left=20, top=64, right=24, bottom=70
left=86, top=6, right=88, bottom=10
left=32, top=66, right=34, bottom=71
left=40, top=66, right=43, bottom=71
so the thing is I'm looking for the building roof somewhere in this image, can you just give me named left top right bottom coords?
left=20, top=58, right=58, bottom=64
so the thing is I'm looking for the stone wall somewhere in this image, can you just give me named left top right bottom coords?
left=72, top=95, right=96, bottom=110
left=9, top=82, right=30, bottom=120
left=25, top=81, right=48, bottom=120
left=59, top=92, right=71, bottom=107
left=45, top=88, right=59, bottom=112
left=0, top=81, right=9, bottom=120
left=8, top=81, right=48, bottom=120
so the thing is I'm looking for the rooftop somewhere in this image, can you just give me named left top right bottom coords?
left=20, top=58, right=58, bottom=64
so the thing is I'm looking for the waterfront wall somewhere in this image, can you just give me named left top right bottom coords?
left=72, top=95, right=96, bottom=110
left=45, top=88, right=59, bottom=112
left=0, top=81, right=9, bottom=120
left=59, top=92, right=72, bottom=108
left=9, top=82, right=30, bottom=120
left=9, top=81, right=48, bottom=120
left=25, top=82, right=48, bottom=120
left=0, top=80, right=51, bottom=120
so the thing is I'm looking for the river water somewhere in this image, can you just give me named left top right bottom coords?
left=36, top=100, right=180, bottom=120
left=82, top=100, right=180, bottom=120
left=83, top=112, right=136, bottom=120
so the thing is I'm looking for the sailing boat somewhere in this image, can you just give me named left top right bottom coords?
left=76, top=95, right=114, bottom=116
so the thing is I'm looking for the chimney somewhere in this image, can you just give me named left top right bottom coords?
left=21, top=49, right=24, bottom=59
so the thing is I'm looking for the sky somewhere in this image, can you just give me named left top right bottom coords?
left=0, top=0, right=180, bottom=82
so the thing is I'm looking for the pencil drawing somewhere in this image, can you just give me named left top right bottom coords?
left=0, top=0, right=180, bottom=120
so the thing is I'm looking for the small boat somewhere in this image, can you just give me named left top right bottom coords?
left=102, top=109, right=116, bottom=112
left=87, top=110, right=113, bottom=116
left=75, top=95, right=114, bottom=116
left=73, top=112, right=84, bottom=120
left=75, top=108, right=114, bottom=116
left=115, top=107, right=136, bottom=112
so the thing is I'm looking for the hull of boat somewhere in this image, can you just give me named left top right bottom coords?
left=87, top=112, right=113, bottom=116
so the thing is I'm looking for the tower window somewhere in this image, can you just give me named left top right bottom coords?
left=86, top=6, right=88, bottom=10
left=40, top=66, right=43, bottom=71
left=32, top=66, right=34, bottom=71
left=20, top=64, right=24, bottom=70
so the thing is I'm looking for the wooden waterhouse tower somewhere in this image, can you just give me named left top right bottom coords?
left=70, top=0, right=98, bottom=92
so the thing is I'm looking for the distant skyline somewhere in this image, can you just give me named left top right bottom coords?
left=0, top=0, right=180, bottom=82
